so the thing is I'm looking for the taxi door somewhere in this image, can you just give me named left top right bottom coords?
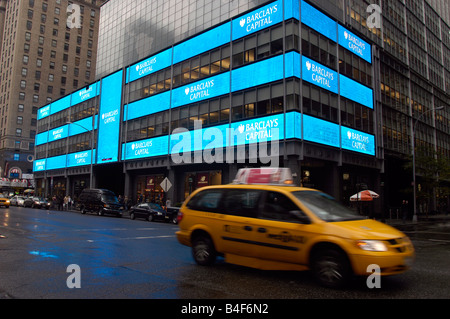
left=218, top=189, right=262, bottom=258
left=252, top=191, right=311, bottom=266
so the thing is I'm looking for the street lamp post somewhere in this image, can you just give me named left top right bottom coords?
left=412, top=105, right=445, bottom=223
left=66, top=121, right=94, bottom=188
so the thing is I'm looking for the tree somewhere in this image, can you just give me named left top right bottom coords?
left=404, top=145, right=450, bottom=216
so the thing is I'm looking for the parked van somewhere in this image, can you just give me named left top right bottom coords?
left=78, top=189, right=123, bottom=217
left=176, top=168, right=415, bottom=288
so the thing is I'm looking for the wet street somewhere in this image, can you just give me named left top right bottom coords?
left=1, top=206, right=449, bottom=300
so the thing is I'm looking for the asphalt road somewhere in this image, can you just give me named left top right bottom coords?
left=1, top=206, right=449, bottom=300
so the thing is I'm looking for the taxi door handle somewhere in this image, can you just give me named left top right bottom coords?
left=257, top=227, right=267, bottom=233
left=244, top=226, right=252, bottom=231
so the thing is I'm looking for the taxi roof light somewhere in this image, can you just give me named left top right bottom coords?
left=232, top=167, right=296, bottom=186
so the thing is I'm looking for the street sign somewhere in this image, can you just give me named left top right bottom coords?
left=160, top=177, right=172, bottom=193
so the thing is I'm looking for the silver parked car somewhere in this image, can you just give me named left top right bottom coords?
left=10, top=195, right=25, bottom=207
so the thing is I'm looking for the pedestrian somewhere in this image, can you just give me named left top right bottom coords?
left=126, top=196, right=132, bottom=211
left=63, top=195, right=69, bottom=211
left=401, top=200, right=409, bottom=223
left=68, top=196, right=72, bottom=210
left=165, top=198, right=171, bottom=210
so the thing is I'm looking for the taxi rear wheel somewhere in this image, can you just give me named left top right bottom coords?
left=192, top=235, right=216, bottom=266
left=311, top=248, right=351, bottom=288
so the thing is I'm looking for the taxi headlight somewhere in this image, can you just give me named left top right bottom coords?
left=356, top=240, right=388, bottom=252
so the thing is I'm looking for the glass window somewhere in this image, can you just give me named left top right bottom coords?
left=220, top=189, right=262, bottom=217
left=292, top=191, right=364, bottom=222
left=186, top=189, right=223, bottom=212
left=260, top=191, right=301, bottom=222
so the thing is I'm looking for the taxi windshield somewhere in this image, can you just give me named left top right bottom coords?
left=292, top=191, right=365, bottom=222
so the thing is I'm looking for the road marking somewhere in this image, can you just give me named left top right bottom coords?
left=87, top=235, right=174, bottom=243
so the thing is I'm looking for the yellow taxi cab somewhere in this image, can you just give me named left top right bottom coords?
left=176, top=168, right=414, bottom=288
left=0, top=196, right=10, bottom=208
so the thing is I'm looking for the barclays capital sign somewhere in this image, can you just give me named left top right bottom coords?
left=338, top=25, right=371, bottom=63
left=232, top=0, right=283, bottom=40
left=302, top=57, right=338, bottom=94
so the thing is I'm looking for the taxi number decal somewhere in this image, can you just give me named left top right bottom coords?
left=267, top=231, right=307, bottom=244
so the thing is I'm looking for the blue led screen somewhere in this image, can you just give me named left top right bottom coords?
left=341, top=126, right=375, bottom=156
left=170, top=124, right=229, bottom=155
left=50, top=95, right=71, bottom=115
left=35, top=131, right=48, bottom=146
left=71, top=81, right=99, bottom=106
left=173, top=22, right=231, bottom=65
left=33, top=159, right=46, bottom=172
left=172, top=72, right=230, bottom=109
left=301, top=0, right=337, bottom=42
left=97, top=70, right=123, bottom=164
left=338, top=25, right=371, bottom=63
left=48, top=125, right=69, bottom=142
left=302, top=56, right=338, bottom=94
left=67, top=149, right=95, bottom=167
left=46, top=154, right=67, bottom=170
left=125, top=91, right=171, bottom=121
left=232, top=54, right=284, bottom=92
left=68, top=116, right=97, bottom=136
left=230, top=113, right=284, bottom=146
left=126, top=48, right=173, bottom=83
left=232, top=0, right=283, bottom=40
left=303, top=114, right=340, bottom=148
left=285, top=111, right=302, bottom=139
left=285, top=0, right=299, bottom=20
left=339, top=74, right=374, bottom=109
left=122, top=135, right=169, bottom=161
left=37, top=105, right=50, bottom=120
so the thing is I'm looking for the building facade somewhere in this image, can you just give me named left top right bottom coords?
left=0, top=0, right=104, bottom=194
left=35, top=0, right=449, bottom=214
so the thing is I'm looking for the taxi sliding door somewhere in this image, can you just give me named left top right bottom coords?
left=218, top=189, right=262, bottom=258
left=252, top=191, right=312, bottom=266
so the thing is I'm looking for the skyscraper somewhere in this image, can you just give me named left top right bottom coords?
left=0, top=0, right=104, bottom=190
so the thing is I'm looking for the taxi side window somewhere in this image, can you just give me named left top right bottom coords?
left=260, top=191, right=304, bottom=223
left=221, top=189, right=262, bottom=218
left=187, top=190, right=223, bottom=212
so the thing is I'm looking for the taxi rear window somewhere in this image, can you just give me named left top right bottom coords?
left=186, top=190, right=223, bottom=212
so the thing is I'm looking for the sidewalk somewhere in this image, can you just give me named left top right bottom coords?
left=385, top=213, right=450, bottom=230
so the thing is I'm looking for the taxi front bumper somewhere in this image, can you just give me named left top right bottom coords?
left=350, top=252, right=415, bottom=276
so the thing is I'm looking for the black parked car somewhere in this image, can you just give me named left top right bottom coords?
left=166, top=206, right=180, bottom=224
left=23, top=197, right=49, bottom=209
left=129, top=202, right=172, bottom=222
left=77, top=189, right=123, bottom=217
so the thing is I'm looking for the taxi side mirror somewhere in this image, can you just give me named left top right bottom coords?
left=289, top=210, right=311, bottom=224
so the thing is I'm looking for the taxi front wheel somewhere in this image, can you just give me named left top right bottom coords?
left=311, top=248, right=351, bottom=288
left=192, top=236, right=216, bottom=266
